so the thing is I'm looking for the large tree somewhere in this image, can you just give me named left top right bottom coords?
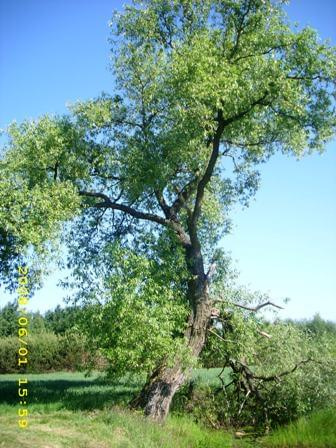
left=0, top=0, right=335, bottom=420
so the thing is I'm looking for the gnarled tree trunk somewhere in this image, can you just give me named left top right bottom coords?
left=131, top=298, right=212, bottom=420
left=131, top=243, right=214, bottom=420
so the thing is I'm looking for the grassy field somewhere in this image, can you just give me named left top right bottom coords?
left=0, top=371, right=241, bottom=448
left=0, top=371, right=334, bottom=448
left=262, top=408, right=336, bottom=448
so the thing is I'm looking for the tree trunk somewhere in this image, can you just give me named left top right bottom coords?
left=131, top=235, right=213, bottom=420
left=130, top=362, right=187, bottom=420
left=131, top=279, right=213, bottom=420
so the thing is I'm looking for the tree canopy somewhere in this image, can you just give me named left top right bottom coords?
left=0, top=0, right=335, bottom=420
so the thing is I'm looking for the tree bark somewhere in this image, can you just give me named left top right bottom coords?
left=131, top=298, right=212, bottom=420
left=130, top=362, right=187, bottom=421
left=131, top=244, right=213, bottom=420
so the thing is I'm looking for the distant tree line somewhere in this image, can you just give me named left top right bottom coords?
left=0, top=302, right=103, bottom=373
left=284, top=314, right=336, bottom=336
left=0, top=302, right=82, bottom=337
left=1, top=300, right=335, bottom=338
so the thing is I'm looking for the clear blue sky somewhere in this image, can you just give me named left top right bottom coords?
left=0, top=1, right=335, bottom=321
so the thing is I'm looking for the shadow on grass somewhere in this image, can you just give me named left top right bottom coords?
left=0, top=376, right=142, bottom=411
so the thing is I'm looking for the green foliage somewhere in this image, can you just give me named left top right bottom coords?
left=0, top=0, right=335, bottom=423
left=1, top=0, right=335, bottom=270
left=44, top=305, right=82, bottom=335
left=0, top=330, right=89, bottom=373
left=0, top=229, right=23, bottom=292
left=27, top=332, right=62, bottom=372
left=31, top=311, right=48, bottom=333
left=57, top=329, right=94, bottom=371
left=0, top=302, right=82, bottom=337
left=286, top=313, right=336, bottom=337
left=196, top=311, right=336, bottom=428
left=0, top=336, right=17, bottom=374
left=112, top=0, right=336, bottom=166
left=237, top=330, right=335, bottom=426
left=0, top=117, right=82, bottom=276
left=263, top=408, right=336, bottom=448
left=76, top=241, right=190, bottom=378
left=0, top=301, right=18, bottom=337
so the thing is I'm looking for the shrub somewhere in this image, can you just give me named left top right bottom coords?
left=0, top=330, right=96, bottom=373
left=58, top=329, right=91, bottom=371
left=0, top=336, right=18, bottom=373
left=27, top=332, right=61, bottom=372
left=178, top=318, right=336, bottom=430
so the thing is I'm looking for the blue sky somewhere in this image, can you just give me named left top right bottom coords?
left=0, top=0, right=335, bottom=320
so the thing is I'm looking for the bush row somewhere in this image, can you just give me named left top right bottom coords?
left=0, top=330, right=101, bottom=373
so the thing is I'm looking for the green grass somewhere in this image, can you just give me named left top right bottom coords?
left=0, top=371, right=139, bottom=413
left=0, top=371, right=334, bottom=447
left=191, top=367, right=230, bottom=386
left=0, top=407, right=237, bottom=448
left=0, top=371, right=241, bottom=448
left=262, top=408, right=336, bottom=448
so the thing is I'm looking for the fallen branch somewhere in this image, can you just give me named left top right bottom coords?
left=257, top=330, right=272, bottom=339
left=208, top=328, right=245, bottom=347
left=252, top=358, right=313, bottom=382
left=238, top=390, right=251, bottom=416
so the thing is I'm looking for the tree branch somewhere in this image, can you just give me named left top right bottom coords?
left=232, top=43, right=292, bottom=64
left=154, top=190, right=171, bottom=219
left=79, top=190, right=191, bottom=247
left=250, top=358, right=313, bottom=382
left=171, top=176, right=199, bottom=216
left=191, top=91, right=270, bottom=230
left=286, top=74, right=326, bottom=82
left=232, top=301, right=284, bottom=312
left=257, top=330, right=272, bottom=339
left=229, top=0, right=252, bottom=59
left=206, top=262, right=217, bottom=280
left=79, top=190, right=168, bottom=226
left=191, top=110, right=225, bottom=226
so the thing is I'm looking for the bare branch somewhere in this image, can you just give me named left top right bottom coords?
left=257, top=330, right=272, bottom=339
left=206, top=262, right=217, bottom=280
left=208, top=328, right=245, bottom=347
left=252, top=358, right=313, bottom=382
left=79, top=190, right=192, bottom=247
left=223, top=153, right=240, bottom=171
left=238, top=390, right=251, bottom=416
left=79, top=190, right=168, bottom=226
left=232, top=301, right=284, bottom=312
